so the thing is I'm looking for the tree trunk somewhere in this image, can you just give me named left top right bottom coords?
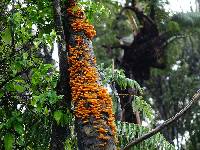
left=50, top=0, right=71, bottom=149
left=65, top=1, right=117, bottom=149
left=116, top=3, right=172, bottom=123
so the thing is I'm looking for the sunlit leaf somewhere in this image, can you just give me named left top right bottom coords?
left=53, top=110, right=63, bottom=124
left=4, top=134, right=14, bottom=150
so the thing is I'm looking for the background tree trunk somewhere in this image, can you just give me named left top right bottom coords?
left=117, top=1, right=172, bottom=123
left=50, top=0, right=71, bottom=149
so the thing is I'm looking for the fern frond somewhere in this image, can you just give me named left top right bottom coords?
left=98, top=64, right=144, bottom=94
left=116, top=121, right=175, bottom=150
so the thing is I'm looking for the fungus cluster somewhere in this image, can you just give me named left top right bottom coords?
left=67, top=2, right=117, bottom=145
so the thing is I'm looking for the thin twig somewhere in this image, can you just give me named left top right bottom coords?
left=122, top=89, right=200, bottom=150
left=118, top=93, right=135, bottom=96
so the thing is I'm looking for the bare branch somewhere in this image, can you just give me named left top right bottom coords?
left=162, top=34, right=187, bottom=48
left=123, top=90, right=200, bottom=150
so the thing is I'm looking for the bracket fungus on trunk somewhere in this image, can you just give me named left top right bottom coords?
left=66, top=1, right=117, bottom=149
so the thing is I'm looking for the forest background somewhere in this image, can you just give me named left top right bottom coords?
left=0, top=0, right=200, bottom=150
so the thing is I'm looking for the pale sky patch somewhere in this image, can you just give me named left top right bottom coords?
left=165, top=0, right=196, bottom=13
left=52, top=42, right=59, bottom=70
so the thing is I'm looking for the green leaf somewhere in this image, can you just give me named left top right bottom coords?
left=62, top=110, right=73, bottom=125
left=0, top=91, right=4, bottom=98
left=133, top=96, right=153, bottom=120
left=41, top=64, right=53, bottom=74
left=33, top=41, right=39, bottom=48
left=65, top=138, right=72, bottom=150
left=14, top=84, right=25, bottom=93
left=0, top=123, right=4, bottom=130
left=167, top=21, right=180, bottom=33
left=23, top=52, right=28, bottom=60
left=13, top=12, right=22, bottom=23
left=31, top=98, right=37, bottom=106
left=50, top=29, right=56, bottom=39
left=2, top=28, right=11, bottom=44
left=48, top=91, right=59, bottom=104
left=53, top=110, right=63, bottom=124
left=5, top=83, right=14, bottom=91
left=14, top=123, right=24, bottom=135
left=4, top=134, right=14, bottom=150
left=36, top=103, right=43, bottom=112
left=44, top=106, right=49, bottom=115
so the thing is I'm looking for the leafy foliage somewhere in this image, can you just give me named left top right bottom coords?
left=0, top=0, right=72, bottom=149
left=147, top=32, right=200, bottom=149
left=133, top=96, right=153, bottom=120
left=79, top=0, right=109, bottom=24
left=172, top=12, right=200, bottom=28
left=167, top=21, right=180, bottom=33
left=116, top=121, right=175, bottom=150
left=99, top=64, right=143, bottom=93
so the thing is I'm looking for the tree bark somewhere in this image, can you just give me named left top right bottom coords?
left=65, top=1, right=117, bottom=149
left=50, top=0, right=71, bottom=149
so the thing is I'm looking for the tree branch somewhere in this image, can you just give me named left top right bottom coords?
left=161, top=34, right=187, bottom=49
left=123, top=89, right=200, bottom=150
